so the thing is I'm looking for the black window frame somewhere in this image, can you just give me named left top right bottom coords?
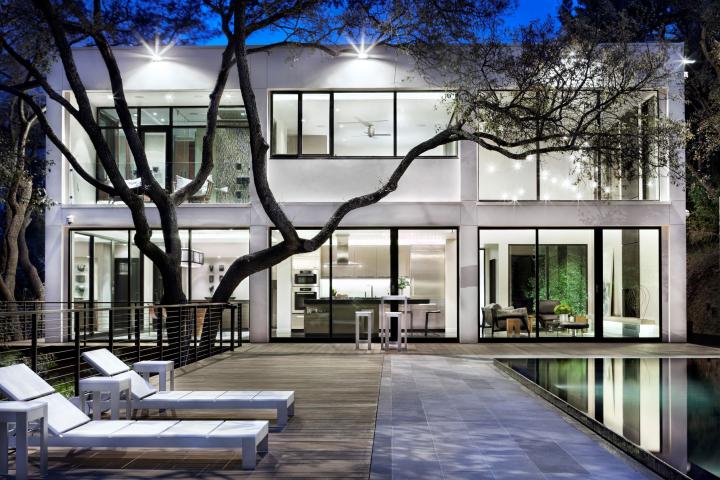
left=269, top=90, right=459, bottom=159
left=95, top=105, right=247, bottom=203
left=477, top=226, right=663, bottom=343
left=268, top=226, right=461, bottom=343
left=477, top=90, right=662, bottom=202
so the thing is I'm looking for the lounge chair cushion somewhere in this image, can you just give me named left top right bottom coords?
left=0, top=364, right=55, bottom=401
left=60, top=420, right=134, bottom=438
left=36, top=393, right=91, bottom=435
left=115, top=370, right=157, bottom=400
left=82, top=349, right=130, bottom=376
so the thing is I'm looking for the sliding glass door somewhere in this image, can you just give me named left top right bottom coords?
left=479, top=227, right=660, bottom=341
left=270, top=227, right=459, bottom=340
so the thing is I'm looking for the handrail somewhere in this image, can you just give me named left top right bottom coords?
left=0, top=301, right=244, bottom=397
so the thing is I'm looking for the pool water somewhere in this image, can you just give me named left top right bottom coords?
left=502, top=358, right=720, bottom=479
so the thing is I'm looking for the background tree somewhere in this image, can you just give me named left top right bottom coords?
left=0, top=95, right=48, bottom=302
left=0, top=0, right=684, bottom=353
left=561, top=0, right=720, bottom=339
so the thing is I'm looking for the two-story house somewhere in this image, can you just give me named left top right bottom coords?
left=45, top=44, right=686, bottom=343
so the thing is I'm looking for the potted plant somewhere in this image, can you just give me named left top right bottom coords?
left=554, top=303, right=573, bottom=323
left=398, top=276, right=411, bottom=296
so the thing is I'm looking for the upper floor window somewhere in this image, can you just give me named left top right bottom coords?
left=270, top=91, right=457, bottom=158
left=94, top=106, right=251, bottom=204
left=478, top=92, right=662, bottom=201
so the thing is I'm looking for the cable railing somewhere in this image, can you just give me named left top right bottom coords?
left=0, top=301, right=242, bottom=397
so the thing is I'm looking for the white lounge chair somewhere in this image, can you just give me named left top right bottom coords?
left=0, top=364, right=269, bottom=470
left=82, top=349, right=295, bottom=427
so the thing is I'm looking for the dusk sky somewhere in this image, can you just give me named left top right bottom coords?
left=204, top=0, right=564, bottom=45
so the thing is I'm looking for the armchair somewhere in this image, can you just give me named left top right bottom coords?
left=538, top=300, right=560, bottom=330
left=482, top=303, right=530, bottom=337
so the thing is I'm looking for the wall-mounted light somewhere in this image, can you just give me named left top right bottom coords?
left=136, top=33, right=175, bottom=62
left=348, top=33, right=379, bottom=60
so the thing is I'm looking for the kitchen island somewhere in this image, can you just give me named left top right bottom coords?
left=304, top=297, right=430, bottom=337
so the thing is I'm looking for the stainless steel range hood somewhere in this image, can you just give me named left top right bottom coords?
left=330, top=233, right=360, bottom=266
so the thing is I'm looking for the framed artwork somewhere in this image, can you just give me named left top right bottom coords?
left=209, top=275, right=214, bottom=283
left=219, top=264, right=225, bottom=272
left=209, top=265, right=214, bottom=272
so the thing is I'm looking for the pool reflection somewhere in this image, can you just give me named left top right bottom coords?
left=504, top=358, right=720, bottom=479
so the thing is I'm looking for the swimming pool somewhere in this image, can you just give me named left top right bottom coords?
left=499, top=358, right=720, bottom=479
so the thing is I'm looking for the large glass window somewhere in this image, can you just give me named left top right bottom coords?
left=271, top=93, right=298, bottom=155
left=479, top=227, right=660, bottom=340
left=270, top=229, right=330, bottom=338
left=537, top=230, right=594, bottom=338
left=478, top=92, right=662, bottom=201
left=301, top=94, right=330, bottom=155
left=479, top=229, right=536, bottom=339
left=95, top=106, right=250, bottom=204
left=270, top=91, right=458, bottom=158
left=398, top=230, right=458, bottom=338
left=602, top=229, right=660, bottom=338
left=478, top=149, right=537, bottom=201
left=271, top=228, right=458, bottom=339
left=396, top=92, right=456, bottom=156
left=334, top=92, right=394, bottom=156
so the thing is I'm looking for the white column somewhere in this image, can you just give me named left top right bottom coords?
left=249, top=225, right=269, bottom=342
left=458, top=225, right=479, bottom=343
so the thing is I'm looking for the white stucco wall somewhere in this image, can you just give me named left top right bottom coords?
left=43, top=44, right=687, bottom=343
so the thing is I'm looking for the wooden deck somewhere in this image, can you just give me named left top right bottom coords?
left=27, top=341, right=720, bottom=478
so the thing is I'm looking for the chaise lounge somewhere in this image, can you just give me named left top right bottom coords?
left=0, top=364, right=269, bottom=470
left=82, top=349, right=295, bottom=427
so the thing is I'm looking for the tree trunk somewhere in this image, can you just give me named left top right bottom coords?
left=2, top=176, right=31, bottom=298
left=18, top=214, right=44, bottom=300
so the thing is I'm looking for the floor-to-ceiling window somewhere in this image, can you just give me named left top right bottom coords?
left=93, top=106, right=250, bottom=204
left=602, top=229, right=660, bottom=338
left=479, top=227, right=659, bottom=340
left=270, top=227, right=458, bottom=340
left=70, top=228, right=250, bottom=339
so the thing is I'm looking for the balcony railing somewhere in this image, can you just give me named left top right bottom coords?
left=0, top=301, right=241, bottom=397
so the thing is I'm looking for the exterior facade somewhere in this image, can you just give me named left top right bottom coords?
left=45, top=44, right=687, bottom=343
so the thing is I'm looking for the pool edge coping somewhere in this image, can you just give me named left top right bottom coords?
left=492, top=359, right=692, bottom=480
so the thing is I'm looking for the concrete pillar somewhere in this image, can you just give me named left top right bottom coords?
left=248, top=225, right=269, bottom=342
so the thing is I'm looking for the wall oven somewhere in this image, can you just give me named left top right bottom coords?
left=293, top=269, right=318, bottom=286
left=292, top=286, right=318, bottom=313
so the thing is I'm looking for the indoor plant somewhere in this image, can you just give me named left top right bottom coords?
left=554, top=303, right=573, bottom=323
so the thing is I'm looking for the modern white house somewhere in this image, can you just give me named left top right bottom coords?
left=44, top=44, right=687, bottom=343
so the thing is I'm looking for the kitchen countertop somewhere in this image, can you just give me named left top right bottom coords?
left=304, top=297, right=431, bottom=304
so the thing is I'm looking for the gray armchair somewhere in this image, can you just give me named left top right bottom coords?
left=538, top=300, right=560, bottom=330
left=482, top=303, right=530, bottom=336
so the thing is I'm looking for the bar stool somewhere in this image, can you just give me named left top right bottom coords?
left=355, top=310, right=374, bottom=351
left=382, top=312, right=408, bottom=351
left=380, top=295, right=410, bottom=352
left=424, top=310, right=442, bottom=336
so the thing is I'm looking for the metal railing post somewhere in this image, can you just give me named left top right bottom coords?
left=193, top=306, right=198, bottom=363
left=31, top=313, right=38, bottom=371
left=135, top=304, right=141, bottom=363
left=230, top=304, right=235, bottom=352
left=158, top=308, right=164, bottom=361
left=74, top=310, right=81, bottom=396
left=219, top=305, right=224, bottom=352
left=108, top=308, right=114, bottom=352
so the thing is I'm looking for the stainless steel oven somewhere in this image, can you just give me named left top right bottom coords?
left=293, top=269, right=318, bottom=286
left=292, top=286, right=318, bottom=313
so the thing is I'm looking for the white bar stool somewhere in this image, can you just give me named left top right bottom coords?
left=380, top=295, right=409, bottom=352
left=355, top=310, right=374, bottom=350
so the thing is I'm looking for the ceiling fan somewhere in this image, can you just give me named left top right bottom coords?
left=338, top=117, right=391, bottom=138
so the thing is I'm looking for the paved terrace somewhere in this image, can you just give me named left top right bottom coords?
left=19, top=342, right=720, bottom=478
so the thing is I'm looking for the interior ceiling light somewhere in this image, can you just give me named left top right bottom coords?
left=136, top=33, right=175, bottom=62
